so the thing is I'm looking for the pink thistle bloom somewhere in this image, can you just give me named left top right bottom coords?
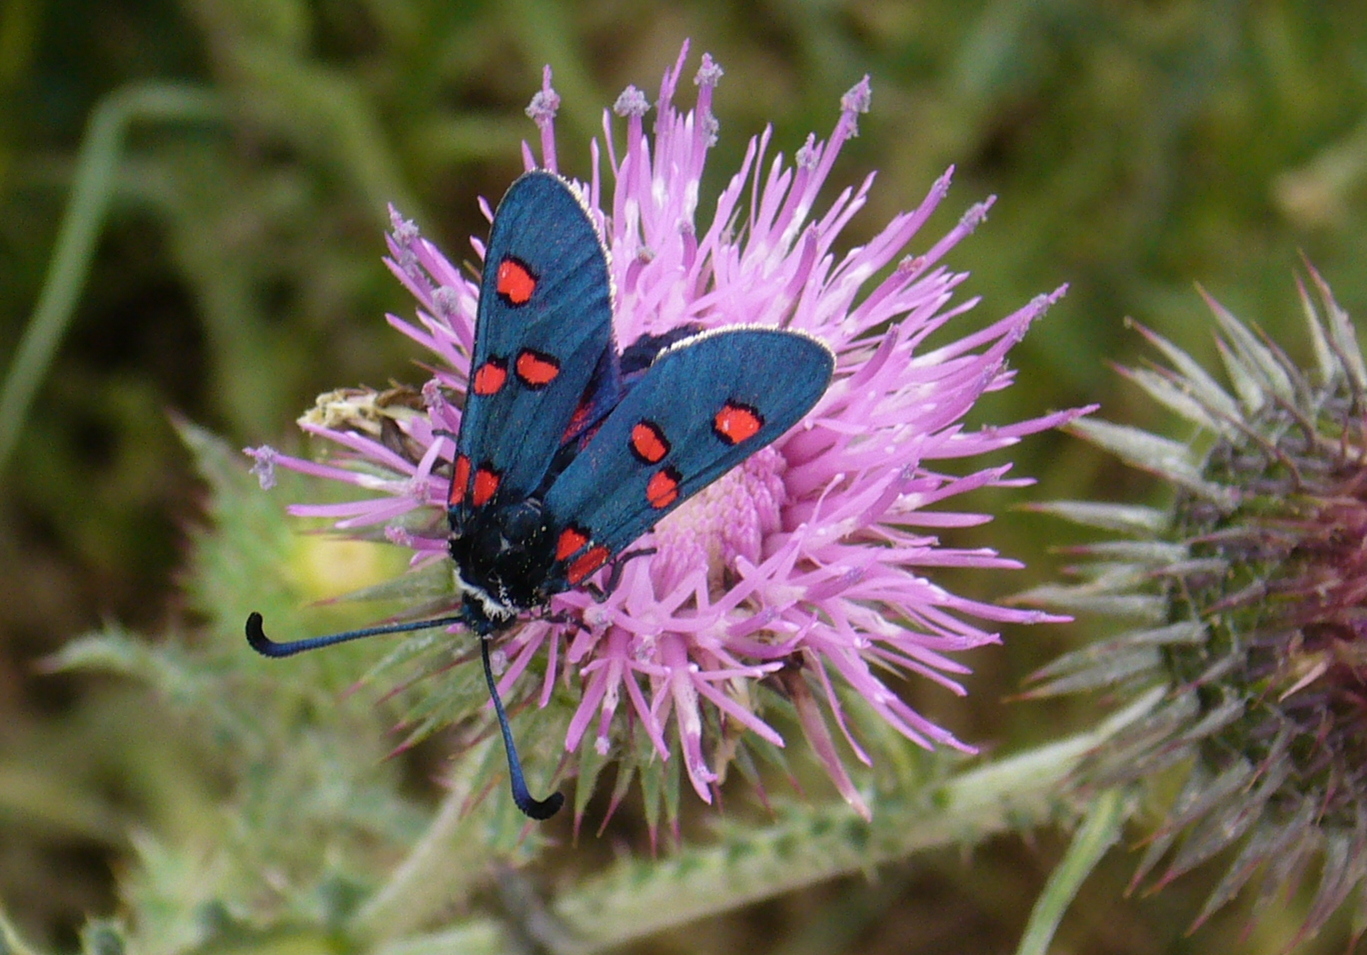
left=247, top=42, right=1090, bottom=820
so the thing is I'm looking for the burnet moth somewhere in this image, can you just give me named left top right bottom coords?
left=246, top=171, right=835, bottom=819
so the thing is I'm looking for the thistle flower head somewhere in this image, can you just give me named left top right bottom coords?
left=1027, top=267, right=1367, bottom=943
left=247, top=43, right=1084, bottom=825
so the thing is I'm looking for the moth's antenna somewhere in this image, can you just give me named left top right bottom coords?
left=480, top=637, right=564, bottom=820
left=246, top=611, right=563, bottom=820
left=245, top=611, right=467, bottom=657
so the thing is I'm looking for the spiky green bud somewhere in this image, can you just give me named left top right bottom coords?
left=1026, top=267, right=1367, bottom=945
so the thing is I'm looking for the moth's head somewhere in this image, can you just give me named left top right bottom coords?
left=449, top=565, right=515, bottom=635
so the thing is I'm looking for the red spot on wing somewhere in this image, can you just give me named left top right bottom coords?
left=630, top=421, right=670, bottom=463
left=562, top=398, right=594, bottom=443
left=448, top=454, right=471, bottom=506
left=515, top=349, right=560, bottom=388
left=646, top=467, right=681, bottom=509
left=496, top=257, right=537, bottom=305
left=567, top=545, right=611, bottom=585
left=713, top=402, right=764, bottom=445
left=473, top=358, right=507, bottom=395
left=555, top=526, right=590, bottom=561
left=473, top=466, right=500, bottom=507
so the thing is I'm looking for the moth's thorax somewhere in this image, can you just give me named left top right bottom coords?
left=448, top=497, right=563, bottom=633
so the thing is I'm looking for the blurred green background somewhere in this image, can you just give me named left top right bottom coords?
left=4, top=0, right=1367, bottom=952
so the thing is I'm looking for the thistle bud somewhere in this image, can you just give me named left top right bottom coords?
left=1026, top=267, right=1367, bottom=945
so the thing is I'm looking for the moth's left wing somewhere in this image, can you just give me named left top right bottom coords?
left=449, top=172, right=616, bottom=524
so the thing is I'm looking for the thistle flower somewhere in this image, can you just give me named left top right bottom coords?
left=246, top=42, right=1084, bottom=823
left=1026, top=268, right=1367, bottom=944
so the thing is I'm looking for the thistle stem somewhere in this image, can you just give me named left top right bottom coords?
left=349, top=734, right=496, bottom=941
left=370, top=691, right=1158, bottom=954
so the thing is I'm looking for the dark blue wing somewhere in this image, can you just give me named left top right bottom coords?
left=542, top=328, right=834, bottom=583
left=449, top=172, right=616, bottom=521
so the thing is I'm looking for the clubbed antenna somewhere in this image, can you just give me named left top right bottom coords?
left=245, top=611, right=467, bottom=657
left=244, top=612, right=563, bottom=819
left=479, top=637, right=564, bottom=819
